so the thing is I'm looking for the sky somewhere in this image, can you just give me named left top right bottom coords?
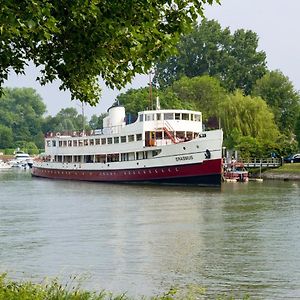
left=5, top=0, right=300, bottom=118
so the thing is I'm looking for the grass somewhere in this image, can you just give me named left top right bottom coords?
left=268, top=163, right=300, bottom=174
left=0, top=274, right=250, bottom=300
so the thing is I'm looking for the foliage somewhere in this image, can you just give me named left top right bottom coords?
left=42, top=107, right=88, bottom=133
left=252, top=70, right=300, bottom=134
left=170, top=75, right=226, bottom=122
left=154, top=19, right=267, bottom=94
left=115, top=75, right=225, bottom=122
left=219, top=91, right=280, bottom=145
left=0, top=274, right=250, bottom=300
left=234, top=136, right=263, bottom=160
left=0, top=87, right=46, bottom=149
left=0, top=0, right=219, bottom=105
left=234, top=136, right=289, bottom=159
left=0, top=124, right=13, bottom=148
left=295, top=112, right=300, bottom=148
left=115, top=87, right=189, bottom=116
left=89, top=113, right=108, bottom=130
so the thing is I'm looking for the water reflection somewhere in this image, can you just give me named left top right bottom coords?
left=0, top=169, right=300, bottom=298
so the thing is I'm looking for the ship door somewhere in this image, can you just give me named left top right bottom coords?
left=145, top=131, right=156, bottom=147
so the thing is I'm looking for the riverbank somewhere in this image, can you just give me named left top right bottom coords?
left=0, top=274, right=247, bottom=300
left=261, top=163, right=300, bottom=180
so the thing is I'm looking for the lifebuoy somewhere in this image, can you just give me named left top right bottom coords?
left=205, top=149, right=211, bottom=159
left=56, top=132, right=61, bottom=137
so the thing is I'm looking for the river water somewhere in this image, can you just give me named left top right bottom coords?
left=0, top=169, right=300, bottom=299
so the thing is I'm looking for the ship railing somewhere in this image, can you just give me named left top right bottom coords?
left=45, top=124, right=125, bottom=138
left=224, top=158, right=282, bottom=169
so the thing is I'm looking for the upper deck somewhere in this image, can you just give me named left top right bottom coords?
left=45, top=108, right=203, bottom=139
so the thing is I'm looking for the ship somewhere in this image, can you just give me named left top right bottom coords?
left=32, top=106, right=223, bottom=186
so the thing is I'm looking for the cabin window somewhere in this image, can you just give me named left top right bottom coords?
left=136, top=151, right=148, bottom=160
left=156, top=113, right=162, bottom=120
left=95, top=138, right=100, bottom=145
left=194, top=114, right=201, bottom=122
left=52, top=140, right=56, bottom=147
left=114, top=137, right=120, bottom=144
left=63, top=140, right=67, bottom=147
left=64, top=155, right=72, bottom=163
left=139, top=114, right=144, bottom=122
left=68, top=140, right=72, bottom=147
left=164, top=113, right=173, bottom=120
left=57, top=155, right=63, bottom=162
left=175, top=113, right=180, bottom=120
left=152, top=150, right=161, bottom=157
left=145, top=114, right=154, bottom=121
left=128, top=152, right=135, bottom=160
left=74, top=155, right=81, bottom=163
left=136, top=134, right=142, bottom=141
left=46, top=140, right=51, bottom=147
left=121, top=153, right=128, bottom=161
left=84, top=155, right=94, bottom=163
left=128, top=135, right=135, bottom=142
left=95, top=154, right=106, bottom=163
left=84, top=139, right=88, bottom=146
left=73, top=140, right=78, bottom=147
left=121, top=136, right=126, bottom=143
left=107, top=153, right=119, bottom=162
left=101, top=138, right=106, bottom=145
left=187, top=131, right=193, bottom=140
left=136, top=151, right=144, bottom=160
left=182, top=113, right=189, bottom=120
left=176, top=131, right=185, bottom=139
left=107, top=137, right=113, bottom=144
left=155, top=131, right=163, bottom=139
left=78, top=140, right=83, bottom=146
left=89, top=139, right=94, bottom=146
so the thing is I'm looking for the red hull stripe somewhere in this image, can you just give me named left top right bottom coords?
left=32, top=159, right=222, bottom=184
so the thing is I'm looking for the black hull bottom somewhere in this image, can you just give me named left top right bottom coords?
left=120, top=174, right=222, bottom=186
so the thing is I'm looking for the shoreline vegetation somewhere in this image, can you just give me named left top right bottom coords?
left=0, top=274, right=251, bottom=300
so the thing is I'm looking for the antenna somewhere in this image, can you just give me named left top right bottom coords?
left=149, top=72, right=152, bottom=110
left=149, top=68, right=156, bottom=110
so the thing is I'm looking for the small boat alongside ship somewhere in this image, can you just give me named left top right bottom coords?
left=223, top=161, right=249, bottom=182
left=32, top=106, right=224, bottom=186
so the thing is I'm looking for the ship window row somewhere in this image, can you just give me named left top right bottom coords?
left=139, top=112, right=201, bottom=122
left=53, top=149, right=161, bottom=163
left=47, top=131, right=199, bottom=148
left=47, top=133, right=143, bottom=147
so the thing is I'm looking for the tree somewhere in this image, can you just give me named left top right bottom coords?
left=89, top=113, right=108, bottom=130
left=154, top=19, right=267, bottom=94
left=42, top=107, right=86, bottom=132
left=219, top=91, right=280, bottom=145
left=0, top=124, right=13, bottom=149
left=0, top=87, right=46, bottom=148
left=170, top=75, right=226, bottom=122
left=252, top=70, right=300, bottom=134
left=1, top=0, right=219, bottom=105
left=115, top=87, right=189, bottom=116
left=295, top=112, right=300, bottom=149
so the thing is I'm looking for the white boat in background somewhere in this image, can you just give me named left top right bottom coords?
left=9, top=151, right=33, bottom=169
left=32, top=106, right=223, bottom=186
left=0, top=160, right=12, bottom=169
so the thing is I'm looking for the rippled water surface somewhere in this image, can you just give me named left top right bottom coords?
left=0, top=169, right=300, bottom=299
